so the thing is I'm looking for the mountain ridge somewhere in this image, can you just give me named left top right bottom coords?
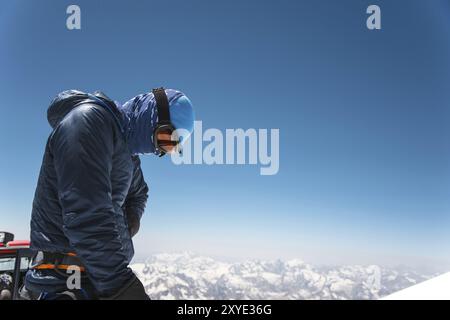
left=131, top=252, right=437, bottom=300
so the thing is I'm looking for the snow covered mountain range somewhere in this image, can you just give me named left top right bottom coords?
left=131, top=252, right=436, bottom=300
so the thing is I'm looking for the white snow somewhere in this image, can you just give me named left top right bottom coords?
left=381, top=272, right=450, bottom=300
left=130, top=252, right=437, bottom=300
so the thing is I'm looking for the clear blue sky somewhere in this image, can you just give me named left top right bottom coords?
left=0, top=0, right=449, bottom=270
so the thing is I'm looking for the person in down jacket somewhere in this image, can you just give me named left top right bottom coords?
left=25, top=89, right=195, bottom=300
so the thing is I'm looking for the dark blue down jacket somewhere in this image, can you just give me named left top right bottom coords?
left=27, top=90, right=170, bottom=296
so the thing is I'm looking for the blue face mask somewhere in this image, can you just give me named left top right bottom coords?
left=119, top=89, right=195, bottom=156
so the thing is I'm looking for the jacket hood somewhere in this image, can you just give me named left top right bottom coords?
left=47, top=89, right=194, bottom=156
left=47, top=90, right=123, bottom=130
left=47, top=90, right=94, bottom=129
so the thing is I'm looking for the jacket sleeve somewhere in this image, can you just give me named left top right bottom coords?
left=123, top=156, right=149, bottom=220
left=122, top=156, right=149, bottom=237
left=50, top=104, right=135, bottom=296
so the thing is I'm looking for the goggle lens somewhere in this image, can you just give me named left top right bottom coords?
left=155, top=127, right=180, bottom=154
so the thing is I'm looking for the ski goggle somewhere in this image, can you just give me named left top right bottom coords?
left=153, top=123, right=181, bottom=155
left=151, top=87, right=183, bottom=156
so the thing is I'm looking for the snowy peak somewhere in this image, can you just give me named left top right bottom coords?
left=131, top=253, right=435, bottom=300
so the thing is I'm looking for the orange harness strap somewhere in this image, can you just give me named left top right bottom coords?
left=34, top=264, right=85, bottom=272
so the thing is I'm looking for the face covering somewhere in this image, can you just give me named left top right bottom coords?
left=119, top=89, right=195, bottom=155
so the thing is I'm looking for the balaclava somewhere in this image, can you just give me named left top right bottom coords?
left=119, top=89, right=195, bottom=155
